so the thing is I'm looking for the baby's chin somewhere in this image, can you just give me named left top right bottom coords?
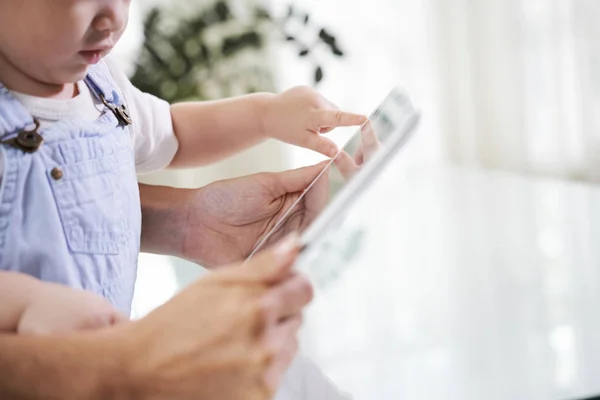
left=52, top=62, right=93, bottom=85
left=33, top=66, right=90, bottom=97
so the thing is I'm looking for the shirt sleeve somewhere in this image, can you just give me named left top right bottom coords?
left=104, top=57, right=179, bottom=175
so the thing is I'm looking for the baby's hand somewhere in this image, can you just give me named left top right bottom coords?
left=18, top=282, right=127, bottom=335
left=263, top=86, right=367, bottom=157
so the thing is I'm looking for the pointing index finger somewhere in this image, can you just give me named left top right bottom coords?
left=316, top=109, right=367, bottom=128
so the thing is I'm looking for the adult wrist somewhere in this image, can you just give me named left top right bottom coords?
left=139, top=184, right=194, bottom=259
left=88, top=327, right=143, bottom=400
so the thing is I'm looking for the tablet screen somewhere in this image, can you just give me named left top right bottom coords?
left=249, top=89, right=417, bottom=258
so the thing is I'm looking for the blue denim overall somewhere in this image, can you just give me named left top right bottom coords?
left=0, top=62, right=141, bottom=315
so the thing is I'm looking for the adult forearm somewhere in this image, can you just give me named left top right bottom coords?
left=0, top=333, right=130, bottom=399
left=169, top=93, right=274, bottom=167
left=139, top=184, right=193, bottom=259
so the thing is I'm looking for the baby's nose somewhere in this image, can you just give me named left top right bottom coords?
left=93, top=1, right=128, bottom=34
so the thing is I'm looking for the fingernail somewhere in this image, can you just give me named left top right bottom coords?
left=274, top=233, right=300, bottom=263
left=325, top=143, right=338, bottom=157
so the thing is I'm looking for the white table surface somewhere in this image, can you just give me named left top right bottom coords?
left=297, top=162, right=600, bottom=400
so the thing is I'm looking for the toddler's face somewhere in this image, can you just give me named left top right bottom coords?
left=0, top=0, right=130, bottom=86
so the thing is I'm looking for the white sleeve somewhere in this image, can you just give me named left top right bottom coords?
left=104, top=57, right=179, bottom=174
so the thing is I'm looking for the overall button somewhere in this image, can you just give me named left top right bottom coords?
left=14, top=119, right=43, bottom=152
left=16, top=130, right=43, bottom=149
left=51, top=167, right=63, bottom=180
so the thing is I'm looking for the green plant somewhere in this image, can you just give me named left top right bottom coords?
left=130, top=1, right=345, bottom=102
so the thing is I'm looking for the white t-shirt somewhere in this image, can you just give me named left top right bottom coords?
left=4, top=57, right=178, bottom=177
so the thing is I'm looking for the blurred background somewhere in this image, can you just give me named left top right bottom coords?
left=115, top=0, right=600, bottom=322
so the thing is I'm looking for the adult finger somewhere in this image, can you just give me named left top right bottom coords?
left=300, top=165, right=330, bottom=230
left=258, top=273, right=313, bottom=323
left=263, top=316, right=302, bottom=391
left=268, top=161, right=330, bottom=197
left=219, top=234, right=301, bottom=284
left=360, top=120, right=382, bottom=163
left=334, top=150, right=360, bottom=181
left=353, top=143, right=365, bottom=166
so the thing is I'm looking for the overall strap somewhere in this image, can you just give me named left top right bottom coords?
left=84, top=61, right=133, bottom=126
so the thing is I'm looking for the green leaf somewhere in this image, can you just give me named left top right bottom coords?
left=221, top=31, right=262, bottom=57
left=318, top=28, right=336, bottom=46
left=189, top=17, right=207, bottom=33
left=214, top=1, right=232, bottom=21
left=143, top=8, right=161, bottom=38
left=315, top=66, right=323, bottom=83
left=255, top=7, right=271, bottom=20
left=332, top=45, right=344, bottom=57
left=200, top=44, right=210, bottom=61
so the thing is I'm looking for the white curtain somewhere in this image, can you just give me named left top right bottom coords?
left=433, top=0, right=600, bottom=181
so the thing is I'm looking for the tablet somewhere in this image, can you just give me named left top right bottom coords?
left=247, top=88, right=420, bottom=259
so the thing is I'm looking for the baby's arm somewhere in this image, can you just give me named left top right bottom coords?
left=0, top=272, right=127, bottom=334
left=106, top=57, right=364, bottom=171
left=169, top=93, right=275, bottom=168
left=167, top=86, right=365, bottom=168
left=0, top=272, right=39, bottom=332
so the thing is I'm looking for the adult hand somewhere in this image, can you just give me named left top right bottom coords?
left=180, top=163, right=330, bottom=268
left=118, top=235, right=312, bottom=399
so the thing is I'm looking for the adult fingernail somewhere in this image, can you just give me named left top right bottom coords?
left=274, top=233, right=300, bottom=263
left=328, top=145, right=339, bottom=158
